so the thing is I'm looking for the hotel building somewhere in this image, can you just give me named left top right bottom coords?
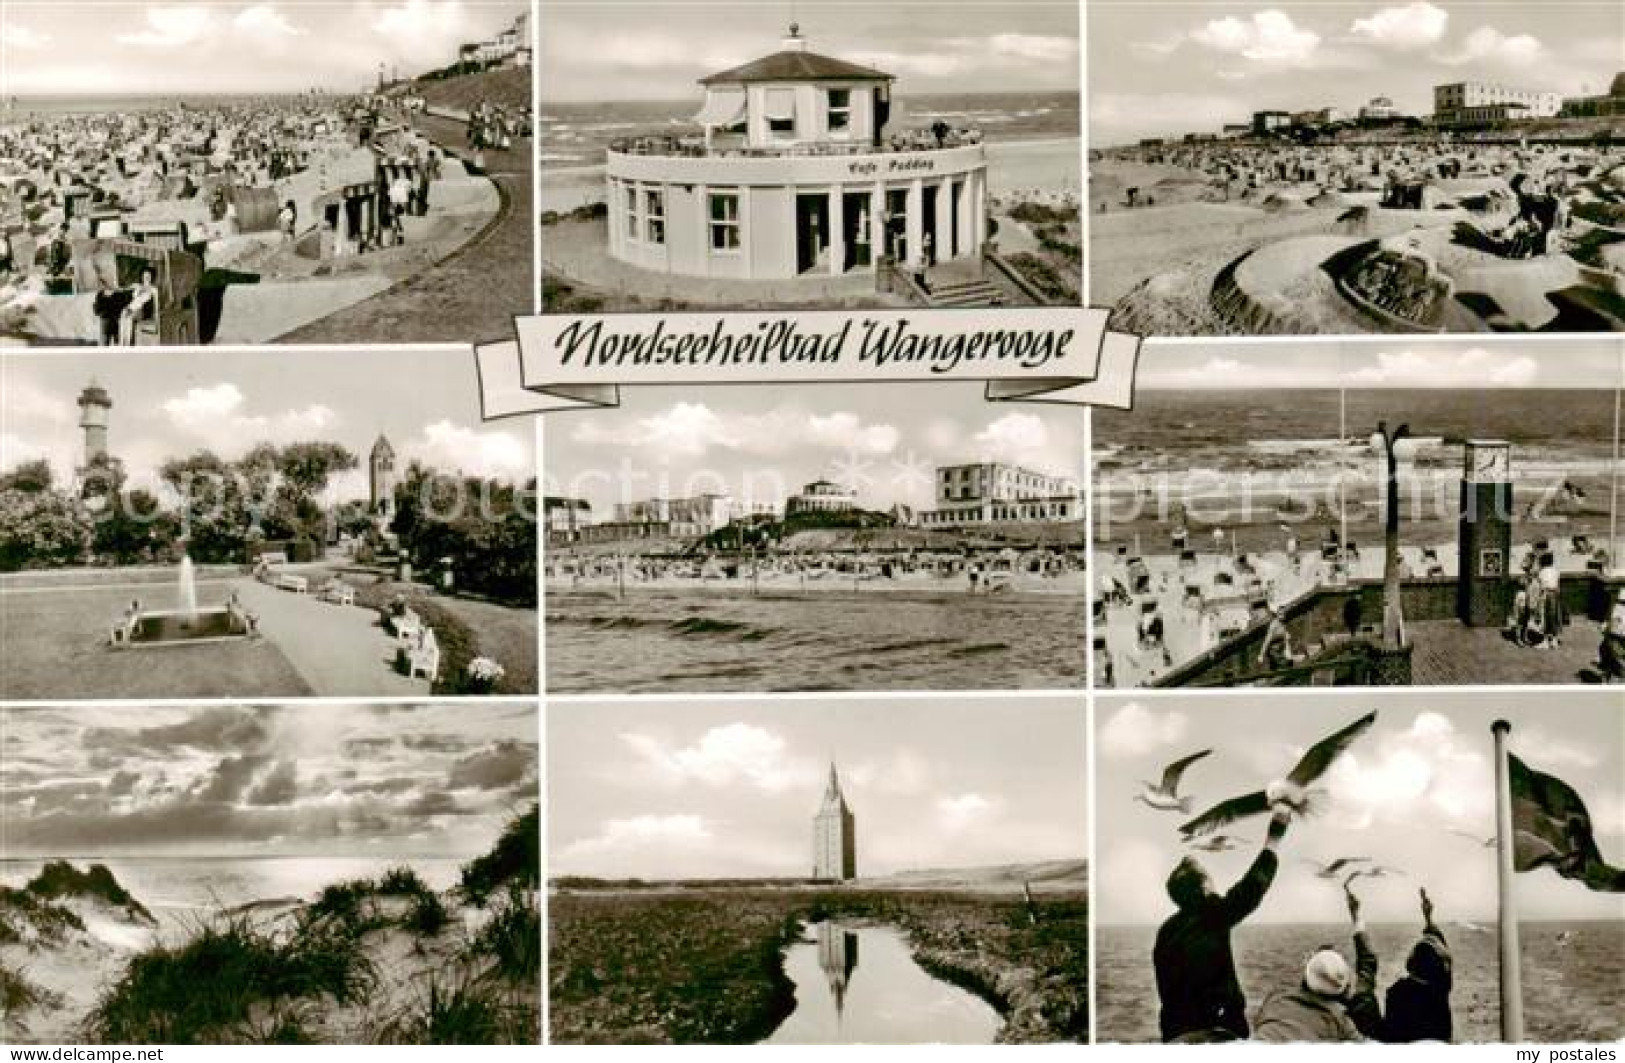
left=612, top=493, right=733, bottom=538
left=604, top=25, right=989, bottom=281
left=1433, top=82, right=1562, bottom=127
left=919, top=462, right=1080, bottom=526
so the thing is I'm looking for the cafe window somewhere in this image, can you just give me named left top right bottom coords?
left=827, top=88, right=851, bottom=132
left=644, top=189, right=665, bottom=244
left=709, top=191, right=741, bottom=251
left=765, top=89, right=796, bottom=138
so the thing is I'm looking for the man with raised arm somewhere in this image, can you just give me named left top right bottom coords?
left=1153, top=805, right=1293, bottom=1042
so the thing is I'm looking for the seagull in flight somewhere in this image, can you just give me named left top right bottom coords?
left=1347, top=865, right=1404, bottom=882
left=1447, top=829, right=1495, bottom=849
left=1179, top=712, right=1377, bottom=839
left=1304, top=857, right=1373, bottom=880
left=1136, top=749, right=1212, bottom=814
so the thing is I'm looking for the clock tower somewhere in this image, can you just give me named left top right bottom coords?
left=1457, top=439, right=1512, bottom=627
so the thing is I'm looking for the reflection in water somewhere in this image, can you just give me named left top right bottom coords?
left=819, top=923, right=858, bottom=1017
left=765, top=920, right=1001, bottom=1044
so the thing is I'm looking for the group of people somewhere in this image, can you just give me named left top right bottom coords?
left=1504, top=550, right=1567, bottom=649
left=547, top=546, right=1082, bottom=590
left=466, top=100, right=524, bottom=154
left=1155, top=804, right=1453, bottom=1044
left=90, top=266, right=157, bottom=346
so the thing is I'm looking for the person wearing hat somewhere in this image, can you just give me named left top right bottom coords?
left=1597, top=587, right=1625, bottom=682
left=1153, top=804, right=1294, bottom=1042
left=1252, top=943, right=1367, bottom=1042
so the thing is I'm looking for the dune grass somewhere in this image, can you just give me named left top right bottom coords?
left=0, top=886, right=85, bottom=946
left=77, top=808, right=543, bottom=1045
left=0, top=964, right=54, bottom=1018
left=90, top=916, right=376, bottom=1044
left=377, top=970, right=537, bottom=1045
left=470, top=886, right=539, bottom=983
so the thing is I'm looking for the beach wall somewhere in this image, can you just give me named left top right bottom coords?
left=1155, top=571, right=1618, bottom=687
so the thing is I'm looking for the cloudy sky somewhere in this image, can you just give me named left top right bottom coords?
left=538, top=0, right=1079, bottom=102
left=1091, top=1, right=1624, bottom=145
left=543, top=383, right=1084, bottom=516
left=0, top=702, right=536, bottom=857
left=1096, top=690, right=1625, bottom=925
left=1135, top=338, right=1624, bottom=390
left=2, top=0, right=526, bottom=95
left=549, top=696, right=1087, bottom=880
left=0, top=349, right=535, bottom=505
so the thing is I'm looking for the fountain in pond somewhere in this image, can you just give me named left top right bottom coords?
left=119, top=553, right=252, bottom=647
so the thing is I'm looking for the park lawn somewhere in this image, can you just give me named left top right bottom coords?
left=0, top=581, right=313, bottom=699
left=429, top=595, right=538, bottom=696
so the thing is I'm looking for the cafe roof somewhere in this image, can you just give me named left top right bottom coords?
left=699, top=49, right=893, bottom=86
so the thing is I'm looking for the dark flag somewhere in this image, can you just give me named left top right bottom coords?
left=1508, top=753, right=1625, bottom=893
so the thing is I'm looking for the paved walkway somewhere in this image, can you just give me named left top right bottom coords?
left=234, top=578, right=426, bottom=697
left=279, top=113, right=533, bottom=344
left=1409, top=619, right=1606, bottom=685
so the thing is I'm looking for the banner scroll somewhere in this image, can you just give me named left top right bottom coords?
left=475, top=308, right=1141, bottom=421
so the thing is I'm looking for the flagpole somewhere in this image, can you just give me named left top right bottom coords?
left=1610, top=384, right=1619, bottom=574
left=1492, top=719, right=1525, bottom=1042
left=1339, top=387, right=1348, bottom=574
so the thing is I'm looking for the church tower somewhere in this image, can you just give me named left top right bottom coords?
left=369, top=435, right=397, bottom=518
left=812, top=762, right=856, bottom=881
left=76, top=379, right=113, bottom=467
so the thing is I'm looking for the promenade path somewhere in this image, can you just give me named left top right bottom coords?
left=279, top=111, right=533, bottom=344
left=235, top=578, right=427, bottom=697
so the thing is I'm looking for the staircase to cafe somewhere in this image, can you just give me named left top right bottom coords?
left=922, top=259, right=1006, bottom=308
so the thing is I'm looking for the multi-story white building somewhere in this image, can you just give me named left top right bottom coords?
left=919, top=462, right=1080, bottom=526
left=1434, top=82, right=1562, bottom=127
left=543, top=496, right=591, bottom=537
left=611, top=493, right=732, bottom=538
left=605, top=25, right=989, bottom=281
left=462, top=13, right=531, bottom=68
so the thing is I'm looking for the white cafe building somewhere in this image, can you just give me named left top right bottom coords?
left=605, top=25, right=988, bottom=280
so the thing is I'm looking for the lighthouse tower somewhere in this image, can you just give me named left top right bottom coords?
left=812, top=762, right=856, bottom=881
left=369, top=434, right=397, bottom=518
left=76, top=380, right=113, bottom=467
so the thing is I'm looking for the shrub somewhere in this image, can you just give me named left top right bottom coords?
left=461, top=805, right=540, bottom=905
left=376, top=867, right=431, bottom=898
left=406, top=891, right=451, bottom=937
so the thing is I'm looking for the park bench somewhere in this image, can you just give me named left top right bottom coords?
left=390, top=607, right=423, bottom=642
left=109, top=612, right=139, bottom=646
left=275, top=572, right=308, bottom=594
left=320, top=581, right=356, bottom=606
left=408, top=628, right=440, bottom=682
left=259, top=551, right=289, bottom=566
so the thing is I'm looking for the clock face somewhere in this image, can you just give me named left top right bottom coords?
left=1479, top=547, right=1505, bottom=577
left=1468, top=445, right=1510, bottom=481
